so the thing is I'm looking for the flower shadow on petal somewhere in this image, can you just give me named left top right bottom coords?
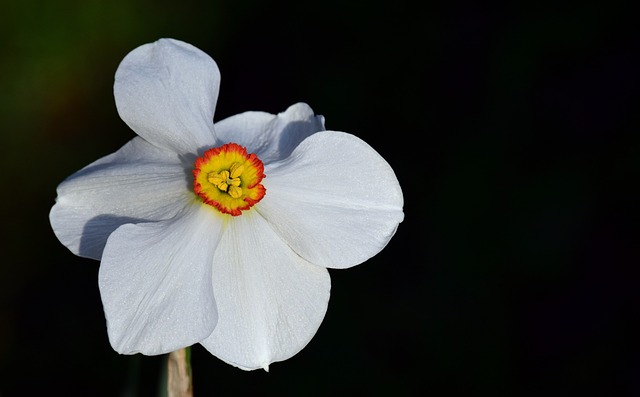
left=77, top=153, right=200, bottom=260
left=79, top=215, right=148, bottom=259
left=179, top=152, right=200, bottom=183
left=275, top=120, right=323, bottom=161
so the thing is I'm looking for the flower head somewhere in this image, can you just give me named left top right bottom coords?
left=49, top=38, right=404, bottom=370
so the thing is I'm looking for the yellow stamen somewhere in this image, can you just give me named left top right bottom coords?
left=206, top=162, right=245, bottom=197
left=207, top=171, right=227, bottom=186
left=230, top=162, right=244, bottom=179
left=228, top=185, right=242, bottom=198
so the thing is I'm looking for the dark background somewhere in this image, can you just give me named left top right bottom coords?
left=1, top=0, right=638, bottom=395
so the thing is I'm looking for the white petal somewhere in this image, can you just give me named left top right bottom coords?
left=258, top=131, right=404, bottom=269
left=99, top=203, right=221, bottom=355
left=114, top=38, right=219, bottom=154
left=49, top=137, right=192, bottom=260
left=214, top=103, right=325, bottom=164
left=200, top=211, right=330, bottom=370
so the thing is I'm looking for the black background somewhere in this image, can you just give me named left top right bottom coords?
left=1, top=0, right=638, bottom=395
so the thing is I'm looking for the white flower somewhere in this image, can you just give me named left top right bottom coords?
left=49, top=38, right=404, bottom=371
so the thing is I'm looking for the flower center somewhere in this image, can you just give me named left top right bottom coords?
left=193, top=143, right=266, bottom=216
left=208, top=162, right=244, bottom=198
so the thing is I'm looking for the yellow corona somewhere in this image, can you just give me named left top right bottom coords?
left=193, top=143, right=266, bottom=216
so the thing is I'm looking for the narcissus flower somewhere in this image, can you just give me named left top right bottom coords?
left=49, top=38, right=403, bottom=370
